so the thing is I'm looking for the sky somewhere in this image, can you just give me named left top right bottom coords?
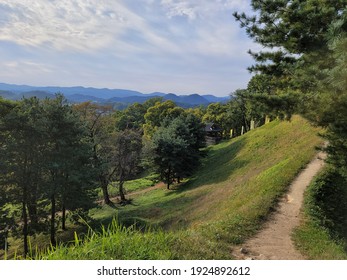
left=0, top=0, right=258, bottom=97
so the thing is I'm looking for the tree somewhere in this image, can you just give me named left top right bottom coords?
left=143, top=100, right=184, bottom=138
left=235, top=1, right=347, bottom=179
left=234, top=0, right=346, bottom=72
left=315, top=20, right=347, bottom=179
left=74, top=102, right=116, bottom=205
left=114, top=102, right=147, bottom=131
left=43, top=95, right=96, bottom=245
left=203, top=102, right=231, bottom=136
left=112, top=129, right=142, bottom=203
left=234, top=1, right=347, bottom=116
left=151, top=114, right=205, bottom=189
left=0, top=97, right=47, bottom=257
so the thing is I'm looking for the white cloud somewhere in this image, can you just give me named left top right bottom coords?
left=0, top=0, right=256, bottom=95
left=0, top=0, right=144, bottom=51
left=160, top=0, right=250, bottom=20
left=0, top=0, right=251, bottom=56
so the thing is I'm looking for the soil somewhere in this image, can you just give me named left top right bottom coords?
left=232, top=151, right=326, bottom=260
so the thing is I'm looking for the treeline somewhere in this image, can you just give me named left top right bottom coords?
left=0, top=92, right=268, bottom=257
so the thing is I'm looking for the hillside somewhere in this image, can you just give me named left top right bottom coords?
left=0, top=82, right=228, bottom=107
left=37, top=116, right=324, bottom=260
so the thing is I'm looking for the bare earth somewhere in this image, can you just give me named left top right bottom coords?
left=232, top=151, right=326, bottom=260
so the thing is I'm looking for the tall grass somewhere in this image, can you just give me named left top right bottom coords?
left=36, top=218, right=228, bottom=260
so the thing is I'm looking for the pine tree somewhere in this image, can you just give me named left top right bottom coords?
left=43, top=95, right=96, bottom=245
left=234, top=0, right=347, bottom=115
left=0, top=97, right=47, bottom=257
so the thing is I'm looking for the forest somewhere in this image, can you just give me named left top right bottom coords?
left=1, top=0, right=347, bottom=259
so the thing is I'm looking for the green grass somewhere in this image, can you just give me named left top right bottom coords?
left=293, top=168, right=347, bottom=259
left=4, top=116, right=325, bottom=259
left=36, top=219, right=229, bottom=260
left=97, top=176, right=157, bottom=199
left=116, top=116, right=323, bottom=243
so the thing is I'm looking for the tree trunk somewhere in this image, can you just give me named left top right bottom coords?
left=28, top=202, right=38, bottom=230
left=101, top=178, right=111, bottom=204
left=119, top=181, right=126, bottom=202
left=50, top=194, right=56, bottom=247
left=177, top=176, right=180, bottom=184
left=22, top=200, right=28, bottom=258
left=62, top=204, right=66, bottom=231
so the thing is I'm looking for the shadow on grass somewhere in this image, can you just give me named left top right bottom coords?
left=175, top=137, right=248, bottom=193
left=119, top=191, right=206, bottom=229
left=89, top=137, right=248, bottom=234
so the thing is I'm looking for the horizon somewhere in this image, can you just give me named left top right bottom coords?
left=0, top=81, right=230, bottom=98
left=0, top=1, right=257, bottom=97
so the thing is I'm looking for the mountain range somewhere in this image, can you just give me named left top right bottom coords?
left=0, top=83, right=229, bottom=108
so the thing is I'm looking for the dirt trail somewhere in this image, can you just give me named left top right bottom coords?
left=232, top=151, right=326, bottom=260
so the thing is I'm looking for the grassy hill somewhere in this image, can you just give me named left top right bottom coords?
left=36, top=116, right=323, bottom=259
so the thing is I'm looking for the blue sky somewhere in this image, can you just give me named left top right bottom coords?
left=0, top=0, right=258, bottom=97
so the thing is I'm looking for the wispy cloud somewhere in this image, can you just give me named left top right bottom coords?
left=0, top=0, right=256, bottom=96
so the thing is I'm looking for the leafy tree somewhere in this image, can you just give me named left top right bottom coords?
left=185, top=106, right=206, bottom=122
left=203, top=102, right=231, bottom=136
left=74, top=102, right=116, bottom=205
left=151, top=125, right=188, bottom=189
left=112, top=129, right=143, bottom=203
left=114, top=103, right=147, bottom=131
left=151, top=114, right=205, bottom=189
left=143, top=100, right=184, bottom=138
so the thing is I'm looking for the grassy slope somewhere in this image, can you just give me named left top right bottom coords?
left=293, top=168, right=347, bottom=259
left=41, top=116, right=324, bottom=259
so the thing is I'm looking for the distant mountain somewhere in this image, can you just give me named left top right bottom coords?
left=0, top=82, right=229, bottom=108
left=179, top=94, right=210, bottom=105
left=0, top=90, right=17, bottom=100
left=67, top=94, right=105, bottom=103
left=147, top=92, right=167, bottom=97
left=19, top=90, right=56, bottom=100
left=203, top=94, right=229, bottom=103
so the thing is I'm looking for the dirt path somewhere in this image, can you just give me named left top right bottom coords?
left=232, top=151, right=326, bottom=260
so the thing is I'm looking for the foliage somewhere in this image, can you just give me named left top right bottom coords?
left=43, top=95, right=97, bottom=241
left=143, top=100, right=184, bottom=139
left=114, top=103, right=147, bottom=131
left=203, top=102, right=231, bottom=136
left=111, top=129, right=143, bottom=202
left=0, top=96, right=97, bottom=255
left=234, top=1, right=347, bottom=118
left=74, top=102, right=117, bottom=205
left=293, top=168, right=347, bottom=259
left=150, top=113, right=205, bottom=189
left=0, top=97, right=48, bottom=256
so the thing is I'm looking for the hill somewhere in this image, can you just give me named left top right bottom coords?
left=0, top=82, right=227, bottom=108
left=37, top=116, right=324, bottom=260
